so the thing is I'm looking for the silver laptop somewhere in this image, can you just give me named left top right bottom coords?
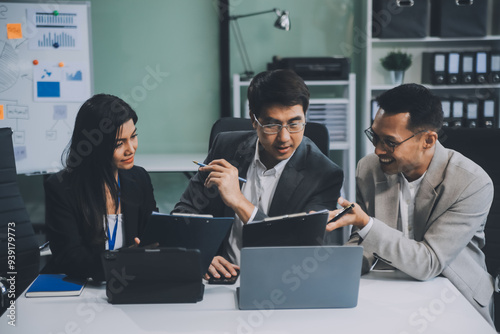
left=237, top=246, right=363, bottom=310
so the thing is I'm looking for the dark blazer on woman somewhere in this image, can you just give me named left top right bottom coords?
left=44, top=166, right=157, bottom=281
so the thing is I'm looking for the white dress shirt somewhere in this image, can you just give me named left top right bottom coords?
left=105, top=214, right=124, bottom=250
left=225, top=141, right=292, bottom=265
left=358, top=172, right=426, bottom=240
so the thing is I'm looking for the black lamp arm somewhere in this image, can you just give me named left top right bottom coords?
left=229, top=8, right=278, bottom=20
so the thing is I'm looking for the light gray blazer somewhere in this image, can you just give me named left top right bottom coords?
left=350, top=141, right=495, bottom=326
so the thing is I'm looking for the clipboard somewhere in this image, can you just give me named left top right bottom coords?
left=139, top=213, right=233, bottom=273
left=242, top=210, right=330, bottom=248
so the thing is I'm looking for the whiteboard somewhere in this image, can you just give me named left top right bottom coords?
left=0, top=1, right=92, bottom=174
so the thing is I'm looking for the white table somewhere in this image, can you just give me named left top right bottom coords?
left=134, top=153, right=206, bottom=173
left=1, top=271, right=495, bottom=334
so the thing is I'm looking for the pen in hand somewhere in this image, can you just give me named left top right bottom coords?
left=328, top=203, right=355, bottom=223
left=193, top=161, right=247, bottom=183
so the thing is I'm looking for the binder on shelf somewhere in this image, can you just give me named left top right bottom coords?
left=450, top=98, right=464, bottom=127
left=489, top=52, right=500, bottom=84
left=371, top=99, right=378, bottom=122
left=464, top=99, right=478, bottom=128
left=460, top=52, right=475, bottom=85
left=440, top=97, right=452, bottom=128
left=481, top=99, right=496, bottom=128
left=422, top=52, right=446, bottom=85
left=447, top=52, right=460, bottom=85
left=475, top=51, right=488, bottom=84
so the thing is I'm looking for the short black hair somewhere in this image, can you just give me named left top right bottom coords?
left=247, top=69, right=310, bottom=118
left=376, top=83, right=443, bottom=131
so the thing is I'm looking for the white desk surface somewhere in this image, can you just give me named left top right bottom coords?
left=134, top=153, right=207, bottom=173
left=1, top=271, right=495, bottom=334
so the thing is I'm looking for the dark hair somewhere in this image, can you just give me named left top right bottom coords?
left=62, top=94, right=137, bottom=244
left=247, top=69, right=310, bottom=118
left=376, top=83, right=443, bottom=131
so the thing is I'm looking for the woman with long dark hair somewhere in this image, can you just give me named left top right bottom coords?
left=44, top=94, right=157, bottom=281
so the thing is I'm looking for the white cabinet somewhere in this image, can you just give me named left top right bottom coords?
left=232, top=73, right=356, bottom=202
left=362, top=1, right=500, bottom=156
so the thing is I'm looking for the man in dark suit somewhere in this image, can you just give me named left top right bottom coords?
left=174, top=69, right=343, bottom=279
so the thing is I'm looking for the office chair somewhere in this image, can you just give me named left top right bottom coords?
left=209, top=117, right=330, bottom=156
left=439, top=127, right=500, bottom=330
left=0, top=128, right=40, bottom=315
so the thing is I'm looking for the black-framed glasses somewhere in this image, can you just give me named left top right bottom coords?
left=364, top=127, right=426, bottom=152
left=253, top=115, right=306, bottom=134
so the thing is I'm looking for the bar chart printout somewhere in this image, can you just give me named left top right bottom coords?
left=28, top=10, right=81, bottom=50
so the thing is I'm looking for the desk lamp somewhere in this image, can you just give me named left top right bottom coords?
left=229, top=8, right=290, bottom=80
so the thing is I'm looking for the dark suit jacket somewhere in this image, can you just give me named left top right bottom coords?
left=173, top=131, right=343, bottom=251
left=44, top=166, right=157, bottom=281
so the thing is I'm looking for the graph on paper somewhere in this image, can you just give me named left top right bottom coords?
left=28, top=10, right=81, bottom=49
left=37, top=32, right=76, bottom=48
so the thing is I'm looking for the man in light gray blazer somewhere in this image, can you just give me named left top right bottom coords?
left=326, top=84, right=495, bottom=327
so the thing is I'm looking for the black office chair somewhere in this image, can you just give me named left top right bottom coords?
left=439, top=127, right=500, bottom=330
left=0, top=128, right=40, bottom=315
left=209, top=117, right=330, bottom=156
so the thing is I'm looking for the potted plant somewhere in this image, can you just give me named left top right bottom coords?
left=380, top=51, right=413, bottom=85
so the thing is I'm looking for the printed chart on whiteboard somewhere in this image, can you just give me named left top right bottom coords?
left=0, top=2, right=92, bottom=174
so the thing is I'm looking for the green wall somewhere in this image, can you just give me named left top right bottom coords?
left=229, top=0, right=359, bottom=76
left=89, top=0, right=220, bottom=153
left=20, top=0, right=363, bottom=227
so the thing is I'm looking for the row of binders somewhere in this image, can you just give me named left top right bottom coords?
left=371, top=97, right=497, bottom=129
left=441, top=97, right=496, bottom=129
left=422, top=51, right=500, bottom=85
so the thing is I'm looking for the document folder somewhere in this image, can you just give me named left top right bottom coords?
left=371, top=99, right=379, bottom=122
left=422, top=52, right=446, bottom=85
left=441, top=98, right=452, bottom=128
left=481, top=99, right=496, bottom=128
left=243, top=210, right=330, bottom=248
left=489, top=52, right=500, bottom=84
left=460, top=52, right=475, bottom=84
left=451, top=99, right=465, bottom=128
left=101, top=247, right=204, bottom=304
left=465, top=99, right=478, bottom=128
left=447, top=52, right=460, bottom=85
left=475, top=51, right=488, bottom=84
left=139, top=213, right=233, bottom=273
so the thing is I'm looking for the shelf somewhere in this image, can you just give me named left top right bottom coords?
left=371, top=84, right=500, bottom=91
left=234, top=79, right=351, bottom=87
left=362, top=2, right=500, bottom=157
left=372, top=36, right=500, bottom=46
left=331, top=142, right=349, bottom=150
left=310, top=98, right=349, bottom=104
left=305, top=80, right=350, bottom=86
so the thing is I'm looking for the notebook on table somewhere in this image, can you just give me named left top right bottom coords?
left=25, top=274, right=86, bottom=297
left=237, top=246, right=363, bottom=310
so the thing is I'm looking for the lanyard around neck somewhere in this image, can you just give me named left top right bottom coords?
left=107, top=175, right=121, bottom=250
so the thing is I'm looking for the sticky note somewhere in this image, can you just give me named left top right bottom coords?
left=7, top=23, right=22, bottom=39
left=0, top=105, right=3, bottom=120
